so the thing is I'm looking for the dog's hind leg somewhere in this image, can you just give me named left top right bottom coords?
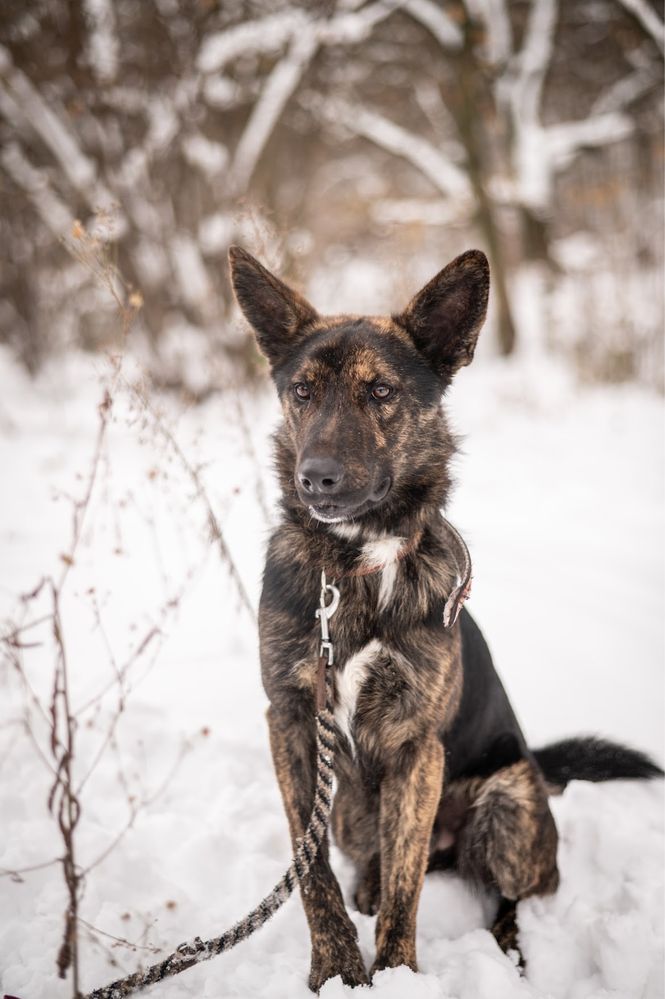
left=492, top=896, right=521, bottom=961
left=331, top=767, right=381, bottom=915
left=267, top=707, right=369, bottom=992
left=353, top=852, right=382, bottom=916
left=455, top=758, right=559, bottom=965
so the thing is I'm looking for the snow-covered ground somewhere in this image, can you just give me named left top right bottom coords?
left=0, top=346, right=663, bottom=999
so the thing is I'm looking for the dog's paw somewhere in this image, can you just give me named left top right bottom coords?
left=308, top=933, right=369, bottom=993
left=370, top=942, right=417, bottom=979
left=353, top=873, right=381, bottom=916
left=491, top=899, right=525, bottom=969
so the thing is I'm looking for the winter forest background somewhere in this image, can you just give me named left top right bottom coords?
left=1, top=3, right=664, bottom=999
left=2, top=0, right=664, bottom=384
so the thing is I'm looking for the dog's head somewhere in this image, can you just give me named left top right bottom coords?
left=229, top=246, right=489, bottom=529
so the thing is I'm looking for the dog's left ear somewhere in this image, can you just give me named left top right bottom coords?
left=395, top=250, right=490, bottom=384
left=229, top=245, right=318, bottom=368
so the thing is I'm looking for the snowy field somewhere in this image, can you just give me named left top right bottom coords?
left=0, top=345, right=663, bottom=999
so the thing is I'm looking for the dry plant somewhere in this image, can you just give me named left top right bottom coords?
left=0, top=216, right=257, bottom=996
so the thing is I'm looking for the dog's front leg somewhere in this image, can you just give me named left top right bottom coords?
left=372, top=732, right=444, bottom=976
left=267, top=706, right=369, bottom=992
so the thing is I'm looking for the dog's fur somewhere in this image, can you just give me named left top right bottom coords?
left=229, top=245, right=662, bottom=991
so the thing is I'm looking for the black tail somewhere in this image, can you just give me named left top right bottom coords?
left=533, top=736, right=663, bottom=789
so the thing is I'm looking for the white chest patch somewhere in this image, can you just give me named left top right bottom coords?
left=335, top=639, right=382, bottom=747
left=330, top=522, right=362, bottom=541
left=361, top=535, right=405, bottom=610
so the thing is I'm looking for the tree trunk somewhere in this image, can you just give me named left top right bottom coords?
left=449, top=13, right=518, bottom=356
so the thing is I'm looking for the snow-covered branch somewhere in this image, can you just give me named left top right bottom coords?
left=0, top=142, right=72, bottom=237
left=592, top=56, right=662, bottom=114
left=202, top=1, right=405, bottom=196
left=464, top=0, right=513, bottom=66
left=546, top=112, right=634, bottom=168
left=402, top=0, right=463, bottom=50
left=197, top=11, right=308, bottom=74
left=508, top=0, right=559, bottom=125
left=0, top=46, right=121, bottom=229
left=84, top=0, right=119, bottom=84
left=231, top=32, right=318, bottom=192
left=198, top=1, right=402, bottom=75
left=314, top=96, right=472, bottom=201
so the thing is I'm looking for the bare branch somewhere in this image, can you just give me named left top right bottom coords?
left=0, top=855, right=62, bottom=881
left=121, top=377, right=256, bottom=620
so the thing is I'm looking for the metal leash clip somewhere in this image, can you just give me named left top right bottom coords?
left=315, top=569, right=340, bottom=665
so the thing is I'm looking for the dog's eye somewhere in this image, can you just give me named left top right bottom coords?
left=293, top=382, right=310, bottom=401
left=371, top=384, right=392, bottom=400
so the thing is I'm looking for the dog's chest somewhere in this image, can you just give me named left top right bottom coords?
left=329, top=538, right=416, bottom=748
left=359, top=536, right=404, bottom=610
left=334, top=639, right=382, bottom=746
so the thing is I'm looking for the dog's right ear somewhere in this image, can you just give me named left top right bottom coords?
left=229, top=246, right=318, bottom=368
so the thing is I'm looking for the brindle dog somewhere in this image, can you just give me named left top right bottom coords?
left=229, top=245, right=662, bottom=991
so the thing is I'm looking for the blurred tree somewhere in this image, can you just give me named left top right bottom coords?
left=0, top=0, right=662, bottom=386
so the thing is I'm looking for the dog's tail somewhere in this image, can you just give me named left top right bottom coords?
left=533, top=736, right=663, bottom=791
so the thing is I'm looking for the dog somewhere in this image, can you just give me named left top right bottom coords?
left=228, top=245, right=662, bottom=991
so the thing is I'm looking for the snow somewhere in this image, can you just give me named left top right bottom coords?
left=0, top=344, right=662, bottom=999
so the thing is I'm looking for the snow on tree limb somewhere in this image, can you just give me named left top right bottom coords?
left=464, top=0, right=513, bottom=66
left=1, top=142, right=72, bottom=237
left=0, top=51, right=95, bottom=192
left=198, top=2, right=402, bottom=77
left=510, top=0, right=559, bottom=125
left=205, top=2, right=406, bottom=194
left=84, top=0, right=119, bottom=84
left=314, top=96, right=472, bottom=201
left=546, top=112, right=634, bottom=168
left=591, top=56, right=661, bottom=114
left=197, top=11, right=308, bottom=74
left=498, top=0, right=559, bottom=211
left=198, top=0, right=406, bottom=196
left=316, top=1, right=405, bottom=45
left=615, top=0, right=665, bottom=54
left=402, top=0, right=463, bottom=50
left=0, top=46, right=121, bottom=229
left=231, top=33, right=318, bottom=192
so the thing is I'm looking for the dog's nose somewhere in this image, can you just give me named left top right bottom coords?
left=297, top=457, right=344, bottom=495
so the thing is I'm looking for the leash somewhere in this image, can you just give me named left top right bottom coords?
left=83, top=577, right=340, bottom=999
left=82, top=516, right=470, bottom=998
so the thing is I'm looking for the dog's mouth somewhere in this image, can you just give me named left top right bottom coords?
left=307, top=477, right=392, bottom=523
